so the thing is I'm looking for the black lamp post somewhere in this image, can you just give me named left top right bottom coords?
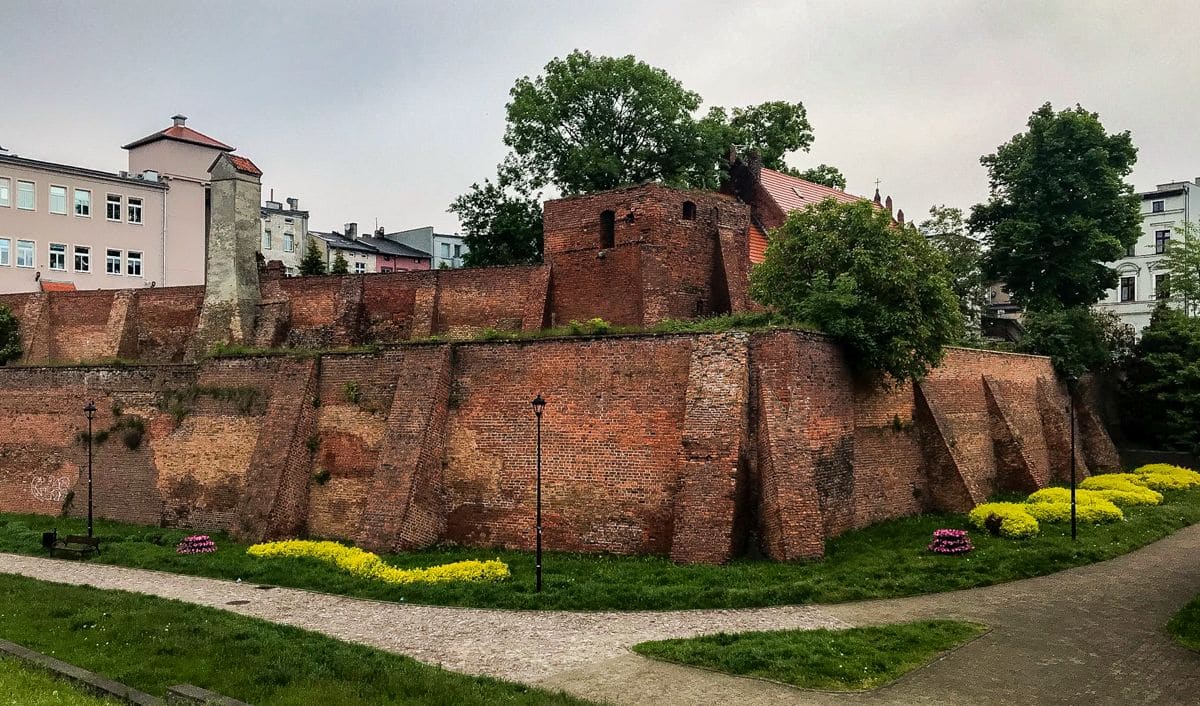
left=1067, top=379, right=1078, bottom=541
left=531, top=393, right=546, bottom=593
left=83, top=400, right=97, bottom=539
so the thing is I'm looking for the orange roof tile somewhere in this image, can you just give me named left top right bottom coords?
left=122, top=125, right=234, bottom=152
left=759, top=168, right=866, bottom=213
left=40, top=281, right=76, bottom=292
left=226, top=154, right=262, bottom=177
left=748, top=222, right=769, bottom=265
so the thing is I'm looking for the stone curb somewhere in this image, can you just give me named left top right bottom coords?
left=0, top=638, right=252, bottom=706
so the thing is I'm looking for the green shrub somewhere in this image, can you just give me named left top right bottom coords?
left=343, top=382, right=361, bottom=404
left=1026, top=487, right=1110, bottom=506
left=1024, top=499, right=1123, bottom=524
left=1078, top=475, right=1163, bottom=506
left=967, top=502, right=1039, bottom=538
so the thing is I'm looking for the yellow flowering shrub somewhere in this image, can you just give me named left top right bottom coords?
left=1133, top=464, right=1200, bottom=491
left=1077, top=476, right=1163, bottom=506
left=1024, top=499, right=1123, bottom=524
left=1026, top=487, right=1109, bottom=506
left=967, top=502, right=1039, bottom=539
left=247, top=540, right=510, bottom=585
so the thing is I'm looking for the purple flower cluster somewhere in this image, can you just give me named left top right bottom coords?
left=927, top=528, right=973, bottom=555
left=176, top=535, right=216, bottom=555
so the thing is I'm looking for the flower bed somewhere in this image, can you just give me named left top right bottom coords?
left=246, top=540, right=509, bottom=585
left=928, top=529, right=973, bottom=555
left=176, top=535, right=216, bottom=555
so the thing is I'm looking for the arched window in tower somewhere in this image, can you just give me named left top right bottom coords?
left=682, top=201, right=696, bottom=221
left=600, top=210, right=615, bottom=249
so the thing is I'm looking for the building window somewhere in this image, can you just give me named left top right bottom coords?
left=354, top=262, right=366, bottom=274
left=283, top=231, right=295, bottom=253
left=106, top=249, right=122, bottom=274
left=1126, top=243, right=1136, bottom=257
left=128, top=197, right=142, bottom=224
left=74, top=189, right=91, bottom=217
left=74, top=245, right=90, bottom=272
left=16, top=240, right=34, bottom=268
left=49, top=243, right=66, bottom=270
left=49, top=185, right=67, bottom=215
left=126, top=250, right=142, bottom=276
left=106, top=194, right=121, bottom=221
left=17, top=181, right=34, bottom=210
left=1120, top=276, right=1136, bottom=302
left=600, top=210, right=615, bottom=249
left=262, top=229, right=272, bottom=250
left=1156, top=274, right=1171, bottom=300
left=0, top=238, right=9, bottom=266
left=682, top=201, right=696, bottom=220
left=453, top=244, right=461, bottom=257
left=1155, top=230, right=1170, bottom=254
left=441, top=243, right=451, bottom=258
left=0, top=178, right=10, bottom=207
left=1152, top=200, right=1165, bottom=213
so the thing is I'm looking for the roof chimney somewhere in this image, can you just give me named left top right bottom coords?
left=172, top=114, right=188, bottom=127
left=344, top=222, right=358, bottom=239
left=286, top=197, right=299, bottom=211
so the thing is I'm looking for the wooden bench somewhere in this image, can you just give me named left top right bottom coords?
left=52, top=535, right=99, bottom=559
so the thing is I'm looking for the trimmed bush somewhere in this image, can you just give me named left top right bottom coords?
left=1134, top=464, right=1200, bottom=491
left=1025, top=499, right=1123, bottom=524
left=967, top=502, right=1039, bottom=539
left=1026, top=487, right=1109, bottom=506
left=1078, top=476, right=1163, bottom=506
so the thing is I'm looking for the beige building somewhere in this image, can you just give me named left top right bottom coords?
left=0, top=115, right=239, bottom=293
left=260, top=197, right=309, bottom=275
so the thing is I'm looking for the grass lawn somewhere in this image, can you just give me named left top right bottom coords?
left=2, top=485, right=1199, bottom=611
left=1167, top=594, right=1200, bottom=652
left=0, top=574, right=588, bottom=706
left=632, top=620, right=987, bottom=691
left=0, top=657, right=122, bottom=706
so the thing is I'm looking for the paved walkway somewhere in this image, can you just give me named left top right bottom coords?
left=3, top=525, right=1200, bottom=705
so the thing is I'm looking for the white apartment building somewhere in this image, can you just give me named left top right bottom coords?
left=260, top=197, right=309, bottom=275
left=1095, top=178, right=1200, bottom=333
left=385, top=226, right=467, bottom=268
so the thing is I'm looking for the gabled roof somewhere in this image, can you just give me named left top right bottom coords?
left=225, top=154, right=262, bottom=177
left=356, top=236, right=431, bottom=260
left=311, top=230, right=378, bottom=255
left=758, top=168, right=865, bottom=212
left=122, top=125, right=234, bottom=152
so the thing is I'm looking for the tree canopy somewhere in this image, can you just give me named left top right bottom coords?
left=1120, top=305, right=1200, bottom=452
left=450, top=180, right=544, bottom=267
left=330, top=250, right=349, bottom=275
left=299, top=237, right=325, bottom=276
left=0, top=305, right=22, bottom=366
left=969, top=103, right=1140, bottom=311
left=919, top=205, right=985, bottom=334
left=750, top=199, right=962, bottom=386
left=1017, top=306, right=1133, bottom=379
left=790, top=164, right=847, bottom=190
left=1161, top=222, right=1200, bottom=317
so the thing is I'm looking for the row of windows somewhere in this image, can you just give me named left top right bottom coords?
left=0, top=238, right=143, bottom=276
left=1118, top=274, right=1170, bottom=303
left=0, top=177, right=144, bottom=223
left=1124, top=230, right=1173, bottom=257
left=262, top=229, right=295, bottom=253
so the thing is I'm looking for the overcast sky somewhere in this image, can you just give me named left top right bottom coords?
left=4, top=1, right=1197, bottom=234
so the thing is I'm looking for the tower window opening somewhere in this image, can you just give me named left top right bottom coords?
left=682, top=201, right=696, bottom=220
left=600, top=210, right=615, bottom=249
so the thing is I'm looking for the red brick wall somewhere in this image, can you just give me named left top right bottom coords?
left=0, top=336, right=1120, bottom=563
left=47, top=291, right=117, bottom=362
left=134, top=287, right=205, bottom=362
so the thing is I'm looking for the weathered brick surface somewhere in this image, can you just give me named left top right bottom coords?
left=0, top=337, right=1120, bottom=563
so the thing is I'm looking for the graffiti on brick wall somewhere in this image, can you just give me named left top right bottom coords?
left=30, top=475, right=71, bottom=503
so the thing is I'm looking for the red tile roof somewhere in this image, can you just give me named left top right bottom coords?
left=40, top=280, right=76, bottom=292
left=122, top=125, right=234, bottom=152
left=226, top=154, right=262, bottom=177
left=758, top=168, right=865, bottom=213
left=748, top=222, right=769, bottom=265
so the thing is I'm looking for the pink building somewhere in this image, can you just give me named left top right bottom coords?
left=0, top=115, right=237, bottom=293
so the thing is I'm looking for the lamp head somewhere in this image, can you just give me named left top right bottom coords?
left=531, top=393, right=546, bottom=417
left=84, top=400, right=97, bottom=420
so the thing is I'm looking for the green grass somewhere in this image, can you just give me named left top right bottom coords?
left=1167, top=594, right=1200, bottom=652
left=632, top=620, right=987, bottom=691
left=0, top=657, right=122, bottom=705
left=0, top=574, right=588, bottom=705
left=3, top=485, right=1199, bottom=611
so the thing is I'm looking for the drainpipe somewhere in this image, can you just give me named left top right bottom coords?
left=160, top=178, right=168, bottom=287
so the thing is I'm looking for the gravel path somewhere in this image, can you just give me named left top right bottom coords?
left=3, top=523, right=1200, bottom=705
left=0, top=552, right=844, bottom=685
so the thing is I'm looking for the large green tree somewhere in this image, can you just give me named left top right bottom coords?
left=1017, top=306, right=1133, bottom=379
left=791, top=164, right=846, bottom=190
left=919, top=205, right=985, bottom=334
left=750, top=199, right=962, bottom=386
left=969, top=103, right=1140, bottom=311
left=1161, top=222, right=1200, bottom=317
left=1121, top=305, right=1200, bottom=452
left=449, top=180, right=544, bottom=267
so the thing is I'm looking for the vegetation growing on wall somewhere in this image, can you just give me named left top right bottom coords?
left=0, top=305, right=21, bottom=366
left=156, top=385, right=266, bottom=422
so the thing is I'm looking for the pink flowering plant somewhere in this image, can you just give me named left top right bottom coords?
left=176, top=535, right=216, bottom=555
left=927, top=528, right=973, bottom=555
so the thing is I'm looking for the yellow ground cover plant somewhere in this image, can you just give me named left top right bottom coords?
left=247, top=540, right=510, bottom=585
left=1133, top=464, right=1200, bottom=491
left=1077, top=475, right=1163, bottom=506
left=967, top=502, right=1039, bottom=539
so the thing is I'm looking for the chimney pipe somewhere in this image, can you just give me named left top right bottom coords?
left=172, top=114, right=187, bottom=127
left=345, top=222, right=358, bottom=239
left=286, top=197, right=298, bottom=211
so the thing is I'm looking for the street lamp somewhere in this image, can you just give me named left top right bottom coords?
left=83, top=400, right=97, bottom=539
left=531, top=393, right=546, bottom=593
